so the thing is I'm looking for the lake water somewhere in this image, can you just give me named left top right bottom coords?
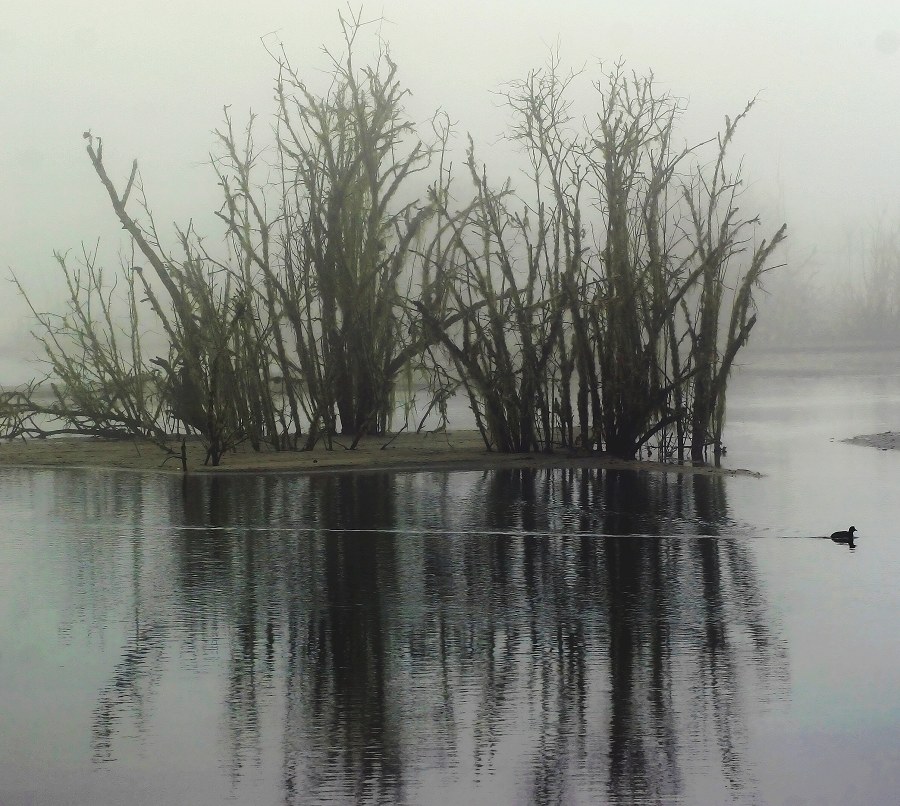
left=1, top=350, right=899, bottom=805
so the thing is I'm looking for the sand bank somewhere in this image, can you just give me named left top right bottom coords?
left=844, top=431, right=900, bottom=451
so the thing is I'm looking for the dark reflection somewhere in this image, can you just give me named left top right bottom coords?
left=284, top=474, right=403, bottom=803
left=77, top=467, right=787, bottom=804
left=692, top=474, right=729, bottom=532
left=92, top=626, right=164, bottom=763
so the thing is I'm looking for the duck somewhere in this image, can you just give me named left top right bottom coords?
left=830, top=526, right=857, bottom=544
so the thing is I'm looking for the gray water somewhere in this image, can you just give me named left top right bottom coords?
left=1, top=350, right=899, bottom=805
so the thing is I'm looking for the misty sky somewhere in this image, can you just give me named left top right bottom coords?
left=2, top=1, right=899, bottom=380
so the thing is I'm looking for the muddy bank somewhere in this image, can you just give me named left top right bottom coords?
left=844, top=431, right=900, bottom=451
left=0, top=431, right=759, bottom=477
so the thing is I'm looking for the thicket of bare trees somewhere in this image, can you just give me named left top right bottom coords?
left=421, top=60, right=785, bottom=462
left=4, top=19, right=784, bottom=466
left=839, top=224, right=900, bottom=342
left=747, top=221, right=900, bottom=350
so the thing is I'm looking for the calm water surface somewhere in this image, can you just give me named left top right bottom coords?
left=1, top=350, right=899, bottom=805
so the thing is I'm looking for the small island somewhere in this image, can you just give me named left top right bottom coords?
left=2, top=19, right=784, bottom=484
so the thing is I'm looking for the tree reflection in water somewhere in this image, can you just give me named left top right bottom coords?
left=83, top=467, right=787, bottom=804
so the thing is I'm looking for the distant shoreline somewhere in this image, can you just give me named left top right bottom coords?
left=0, top=431, right=759, bottom=477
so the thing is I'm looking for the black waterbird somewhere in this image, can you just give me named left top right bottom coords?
left=830, top=526, right=857, bottom=545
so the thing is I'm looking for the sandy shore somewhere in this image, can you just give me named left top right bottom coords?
left=0, top=430, right=759, bottom=477
left=844, top=431, right=900, bottom=451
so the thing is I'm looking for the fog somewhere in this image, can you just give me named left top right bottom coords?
left=2, top=1, right=899, bottom=381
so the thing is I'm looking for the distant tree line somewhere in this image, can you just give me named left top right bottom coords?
left=4, top=15, right=785, bottom=466
left=750, top=221, right=900, bottom=350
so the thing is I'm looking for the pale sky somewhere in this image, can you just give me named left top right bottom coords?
left=2, top=1, right=899, bottom=380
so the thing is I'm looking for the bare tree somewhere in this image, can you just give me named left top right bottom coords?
left=217, top=12, right=442, bottom=442
left=10, top=244, right=168, bottom=443
left=682, top=104, right=787, bottom=463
